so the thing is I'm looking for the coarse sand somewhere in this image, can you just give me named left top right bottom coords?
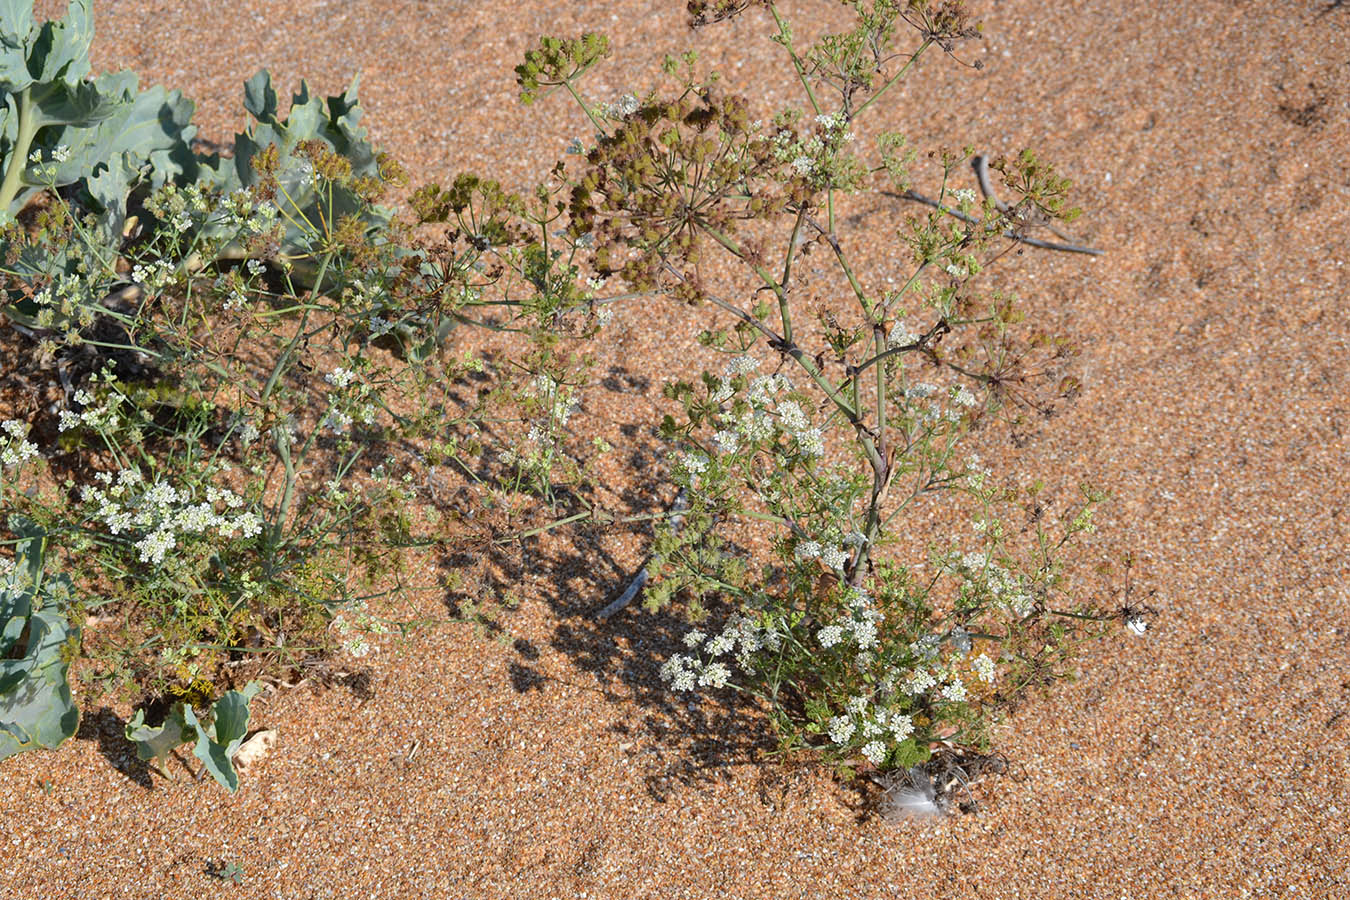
left=2, top=1, right=1348, bottom=898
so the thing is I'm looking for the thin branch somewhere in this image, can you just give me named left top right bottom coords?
left=886, top=188, right=1103, bottom=256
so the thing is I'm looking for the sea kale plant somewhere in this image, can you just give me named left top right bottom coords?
left=0, top=0, right=598, bottom=783
left=523, top=0, right=1115, bottom=778
left=1, top=516, right=80, bottom=762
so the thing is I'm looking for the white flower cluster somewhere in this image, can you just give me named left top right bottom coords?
left=952, top=385, right=979, bottom=408
left=887, top=321, right=918, bottom=349
left=965, top=455, right=993, bottom=489
left=759, top=396, right=823, bottom=459
left=605, top=92, right=641, bottom=118
left=325, top=367, right=356, bottom=389
left=794, top=538, right=851, bottom=572
left=58, top=387, right=124, bottom=434
left=78, top=468, right=262, bottom=566
left=772, top=112, right=854, bottom=185
left=660, top=614, right=781, bottom=691
left=811, top=586, right=885, bottom=654
left=333, top=601, right=391, bottom=658
left=131, top=259, right=178, bottom=293
left=947, top=550, right=1034, bottom=618
left=677, top=451, right=708, bottom=479
left=0, top=420, right=39, bottom=470
left=24, top=272, right=98, bottom=330
left=824, top=692, right=917, bottom=763
left=680, top=358, right=820, bottom=486
left=26, top=145, right=72, bottom=182
left=145, top=183, right=277, bottom=241
left=529, top=374, right=577, bottom=427
left=971, top=652, right=997, bottom=683
left=499, top=375, right=577, bottom=472
left=319, top=363, right=379, bottom=436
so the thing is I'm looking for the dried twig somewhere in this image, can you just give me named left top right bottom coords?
left=887, top=153, right=1103, bottom=256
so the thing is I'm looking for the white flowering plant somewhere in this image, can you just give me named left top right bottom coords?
left=0, top=5, right=606, bottom=705
left=527, top=0, right=1121, bottom=779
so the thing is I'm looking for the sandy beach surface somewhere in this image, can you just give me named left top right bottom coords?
left=3, top=1, right=1348, bottom=897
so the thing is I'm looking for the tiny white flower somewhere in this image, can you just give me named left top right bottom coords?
left=737, top=410, right=774, bottom=442
left=777, top=401, right=808, bottom=433
left=231, top=512, right=263, bottom=539
left=795, top=427, right=824, bottom=457
left=711, top=430, right=739, bottom=455
left=683, top=629, right=708, bottom=648
left=698, top=662, right=730, bottom=689
left=659, top=654, right=688, bottom=682
left=971, top=653, right=996, bottom=683
left=794, top=540, right=822, bottom=561
left=816, top=625, right=845, bottom=649
left=940, top=676, right=968, bottom=703
left=326, top=367, right=356, bottom=389
left=889, top=714, right=914, bottom=742
left=828, top=715, right=856, bottom=744
left=705, top=632, right=735, bottom=657
left=135, top=529, right=176, bottom=565
left=861, top=740, right=887, bottom=766
left=851, top=619, right=878, bottom=650
left=904, top=668, right=937, bottom=696
left=820, top=546, right=848, bottom=571
left=726, top=355, right=760, bottom=376
left=887, top=323, right=917, bottom=349
left=680, top=452, right=708, bottom=475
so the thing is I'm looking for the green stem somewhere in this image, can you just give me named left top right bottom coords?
left=0, top=88, right=37, bottom=216
left=563, top=80, right=607, bottom=137
left=853, top=38, right=933, bottom=120
left=259, top=253, right=331, bottom=405
left=768, top=3, right=822, bottom=117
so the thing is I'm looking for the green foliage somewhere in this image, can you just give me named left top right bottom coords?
left=0, top=516, right=80, bottom=761
left=0, top=0, right=1122, bottom=807
left=125, top=681, right=262, bottom=792
left=200, top=69, right=398, bottom=287
left=0, top=0, right=197, bottom=224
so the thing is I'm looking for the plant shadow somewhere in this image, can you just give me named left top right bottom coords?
left=76, top=706, right=152, bottom=789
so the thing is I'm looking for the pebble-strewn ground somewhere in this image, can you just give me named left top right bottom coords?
left=3, top=1, right=1348, bottom=897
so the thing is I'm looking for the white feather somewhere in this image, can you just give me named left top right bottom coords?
left=878, top=767, right=945, bottom=823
